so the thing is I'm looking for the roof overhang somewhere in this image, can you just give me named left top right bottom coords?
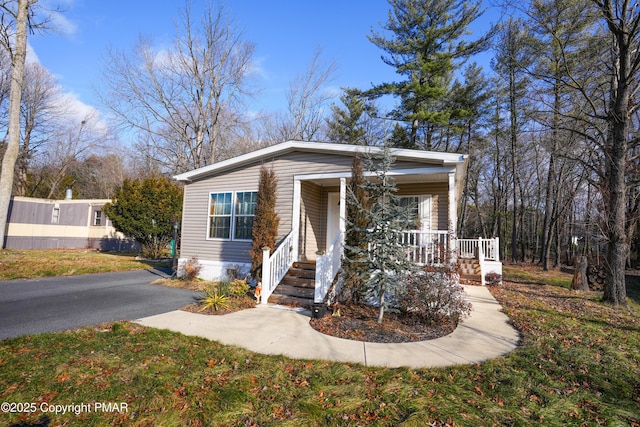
left=173, top=140, right=468, bottom=183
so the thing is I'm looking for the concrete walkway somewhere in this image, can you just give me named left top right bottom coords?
left=135, top=285, right=520, bottom=369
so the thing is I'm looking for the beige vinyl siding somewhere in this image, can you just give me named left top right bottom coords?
left=180, top=151, right=356, bottom=262
left=299, top=181, right=322, bottom=260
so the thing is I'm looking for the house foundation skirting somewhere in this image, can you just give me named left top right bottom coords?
left=179, top=258, right=251, bottom=282
left=4, top=236, right=139, bottom=251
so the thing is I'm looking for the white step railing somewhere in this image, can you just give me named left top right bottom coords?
left=457, top=237, right=500, bottom=261
left=261, top=231, right=296, bottom=304
left=315, top=230, right=344, bottom=303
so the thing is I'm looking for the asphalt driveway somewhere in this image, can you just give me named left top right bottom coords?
left=0, top=269, right=201, bottom=340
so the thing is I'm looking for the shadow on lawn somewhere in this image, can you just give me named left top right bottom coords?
left=625, top=274, right=640, bottom=305
left=8, top=416, right=50, bottom=427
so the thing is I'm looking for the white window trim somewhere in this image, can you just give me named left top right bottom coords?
left=51, top=204, right=60, bottom=224
left=398, top=194, right=432, bottom=232
left=207, top=190, right=257, bottom=242
left=93, top=210, right=102, bottom=226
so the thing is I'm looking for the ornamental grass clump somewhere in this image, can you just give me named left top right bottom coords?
left=397, top=269, right=471, bottom=325
left=198, top=286, right=229, bottom=311
left=181, top=256, right=202, bottom=281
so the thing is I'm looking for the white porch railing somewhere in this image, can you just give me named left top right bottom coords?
left=457, top=237, right=500, bottom=262
left=315, top=230, right=344, bottom=303
left=261, top=231, right=296, bottom=305
left=263, top=231, right=501, bottom=305
left=398, top=230, right=451, bottom=265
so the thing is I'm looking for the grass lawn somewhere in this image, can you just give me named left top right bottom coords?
left=0, top=249, right=170, bottom=280
left=1, top=265, right=639, bottom=426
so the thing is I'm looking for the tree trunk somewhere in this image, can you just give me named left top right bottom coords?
left=571, top=256, right=589, bottom=291
left=0, top=0, right=29, bottom=248
left=604, top=118, right=628, bottom=306
left=601, top=7, right=632, bottom=307
left=509, top=67, right=519, bottom=263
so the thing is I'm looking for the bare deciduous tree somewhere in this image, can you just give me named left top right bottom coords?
left=590, top=0, right=640, bottom=306
left=15, top=62, right=61, bottom=196
left=99, top=1, right=255, bottom=174
left=0, top=0, right=31, bottom=248
left=267, top=48, right=337, bottom=142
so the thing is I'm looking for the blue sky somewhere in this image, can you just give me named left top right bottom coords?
left=28, top=0, right=500, bottom=121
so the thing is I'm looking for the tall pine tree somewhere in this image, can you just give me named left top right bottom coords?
left=326, top=88, right=381, bottom=145
left=367, top=0, right=492, bottom=150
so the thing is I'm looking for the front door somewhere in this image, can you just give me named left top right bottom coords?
left=326, top=192, right=340, bottom=250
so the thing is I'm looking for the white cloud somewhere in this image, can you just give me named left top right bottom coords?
left=54, top=92, right=109, bottom=134
left=50, top=10, right=77, bottom=37
left=39, top=0, right=78, bottom=36
left=249, top=56, right=270, bottom=80
left=323, top=85, right=342, bottom=99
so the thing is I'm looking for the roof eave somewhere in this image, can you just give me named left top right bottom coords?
left=173, top=140, right=469, bottom=183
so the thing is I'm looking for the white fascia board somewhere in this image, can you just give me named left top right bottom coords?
left=293, top=166, right=455, bottom=182
left=174, top=139, right=468, bottom=182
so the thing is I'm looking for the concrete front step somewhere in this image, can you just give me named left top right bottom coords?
left=460, top=274, right=482, bottom=284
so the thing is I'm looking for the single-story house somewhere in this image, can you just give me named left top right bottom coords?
left=174, top=140, right=502, bottom=306
left=4, top=195, right=137, bottom=251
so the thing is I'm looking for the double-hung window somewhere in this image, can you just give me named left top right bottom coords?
left=208, top=191, right=257, bottom=240
left=51, top=204, right=60, bottom=224
left=93, top=210, right=102, bottom=226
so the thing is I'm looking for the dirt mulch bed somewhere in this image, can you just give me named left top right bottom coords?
left=309, top=303, right=457, bottom=343
left=181, top=295, right=257, bottom=315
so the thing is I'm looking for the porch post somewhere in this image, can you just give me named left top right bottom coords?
left=292, top=178, right=301, bottom=261
left=448, top=172, right=457, bottom=265
left=339, top=177, right=347, bottom=238
left=261, top=247, right=271, bottom=305
left=478, top=237, right=486, bottom=286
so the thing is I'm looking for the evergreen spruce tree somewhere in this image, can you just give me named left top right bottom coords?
left=250, top=165, right=280, bottom=279
left=352, top=145, right=417, bottom=323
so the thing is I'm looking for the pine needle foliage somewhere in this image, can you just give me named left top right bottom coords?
left=250, top=165, right=280, bottom=279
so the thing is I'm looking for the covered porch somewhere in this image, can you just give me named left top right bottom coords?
left=260, top=167, right=505, bottom=306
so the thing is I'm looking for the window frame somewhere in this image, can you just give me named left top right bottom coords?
left=51, top=204, right=60, bottom=224
left=398, top=195, right=432, bottom=232
left=207, top=190, right=258, bottom=242
left=93, top=210, right=102, bottom=226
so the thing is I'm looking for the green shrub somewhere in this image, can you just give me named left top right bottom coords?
left=229, top=279, right=250, bottom=297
